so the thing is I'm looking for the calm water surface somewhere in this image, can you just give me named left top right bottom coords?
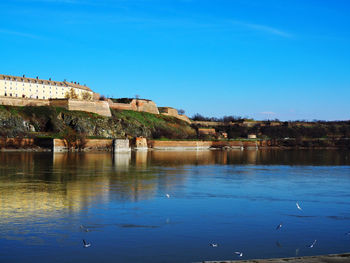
left=1, top=150, right=350, bottom=262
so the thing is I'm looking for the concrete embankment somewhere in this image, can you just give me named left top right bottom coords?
left=148, top=140, right=259, bottom=150
left=199, top=253, right=350, bottom=263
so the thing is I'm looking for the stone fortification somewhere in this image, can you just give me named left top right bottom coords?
left=50, top=99, right=112, bottom=117
left=158, top=107, right=191, bottom=123
left=0, top=97, right=111, bottom=117
left=0, top=96, right=50, bottom=107
left=108, top=98, right=159, bottom=114
left=198, top=128, right=216, bottom=136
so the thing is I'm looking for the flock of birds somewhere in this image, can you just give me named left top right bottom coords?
left=207, top=201, right=318, bottom=258
left=79, top=195, right=348, bottom=260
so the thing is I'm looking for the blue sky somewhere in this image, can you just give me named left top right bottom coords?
left=0, top=0, right=349, bottom=120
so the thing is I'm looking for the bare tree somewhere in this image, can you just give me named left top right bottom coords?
left=178, top=109, right=185, bottom=115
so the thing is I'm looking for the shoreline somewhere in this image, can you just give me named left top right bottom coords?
left=0, top=138, right=349, bottom=152
left=199, top=252, right=350, bottom=263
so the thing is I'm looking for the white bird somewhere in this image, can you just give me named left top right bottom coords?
left=166, top=194, right=170, bottom=198
left=296, top=202, right=302, bottom=211
left=276, top=223, right=283, bottom=230
left=83, top=239, right=91, bottom=248
left=308, top=239, right=317, bottom=248
left=234, top=252, right=243, bottom=257
left=210, top=243, right=218, bottom=247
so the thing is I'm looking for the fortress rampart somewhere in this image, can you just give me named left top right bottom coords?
left=158, top=107, right=191, bottom=123
left=108, top=98, right=159, bottom=114
left=0, top=96, right=111, bottom=117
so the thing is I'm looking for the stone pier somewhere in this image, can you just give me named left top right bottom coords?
left=113, top=139, right=131, bottom=152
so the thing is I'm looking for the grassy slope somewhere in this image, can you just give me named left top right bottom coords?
left=0, top=105, right=196, bottom=139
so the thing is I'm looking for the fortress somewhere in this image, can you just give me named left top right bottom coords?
left=0, top=74, right=191, bottom=123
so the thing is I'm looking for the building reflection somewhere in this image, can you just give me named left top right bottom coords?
left=1, top=149, right=349, bottom=224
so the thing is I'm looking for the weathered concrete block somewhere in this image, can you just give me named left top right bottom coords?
left=113, top=139, right=130, bottom=152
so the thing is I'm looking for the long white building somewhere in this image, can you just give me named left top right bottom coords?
left=0, top=74, right=93, bottom=100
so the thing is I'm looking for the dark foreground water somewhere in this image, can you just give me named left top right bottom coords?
left=1, top=150, right=350, bottom=263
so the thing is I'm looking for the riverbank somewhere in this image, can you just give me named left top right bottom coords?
left=0, top=138, right=350, bottom=152
left=199, top=253, right=350, bottom=263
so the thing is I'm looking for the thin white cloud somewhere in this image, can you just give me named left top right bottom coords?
left=230, top=20, right=292, bottom=38
left=0, top=29, right=41, bottom=39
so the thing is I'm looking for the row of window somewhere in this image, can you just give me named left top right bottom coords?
left=2, top=79, right=63, bottom=86
left=3, top=82, right=68, bottom=90
left=3, top=93, right=62, bottom=99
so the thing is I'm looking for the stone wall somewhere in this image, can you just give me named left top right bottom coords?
left=66, top=100, right=111, bottom=117
left=0, top=138, right=36, bottom=148
left=0, top=96, right=111, bottom=117
left=158, top=107, right=191, bottom=123
left=109, top=99, right=159, bottom=114
left=198, top=128, right=216, bottom=135
left=53, top=139, right=113, bottom=152
left=50, top=99, right=112, bottom=117
left=0, top=96, right=50, bottom=107
left=148, top=140, right=259, bottom=150
left=148, top=140, right=213, bottom=150
left=108, top=101, right=134, bottom=111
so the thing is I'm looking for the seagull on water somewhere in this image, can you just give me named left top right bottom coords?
left=83, top=239, right=91, bottom=248
left=210, top=243, right=218, bottom=247
left=308, top=239, right=317, bottom=248
left=234, top=252, right=243, bottom=257
left=276, top=223, right=283, bottom=230
left=296, top=202, right=302, bottom=211
left=166, top=194, right=170, bottom=198
left=80, top=225, right=89, bottom=232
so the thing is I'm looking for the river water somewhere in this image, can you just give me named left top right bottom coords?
left=0, top=150, right=350, bottom=262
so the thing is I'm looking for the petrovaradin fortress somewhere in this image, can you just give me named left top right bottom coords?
left=0, top=74, right=191, bottom=122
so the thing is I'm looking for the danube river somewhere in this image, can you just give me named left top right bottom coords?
left=0, top=150, right=350, bottom=262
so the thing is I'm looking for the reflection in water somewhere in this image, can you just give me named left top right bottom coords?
left=1, top=150, right=350, bottom=220
left=0, top=150, right=350, bottom=263
left=113, top=152, right=131, bottom=169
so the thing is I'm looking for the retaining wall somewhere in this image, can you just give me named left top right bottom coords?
left=53, top=139, right=113, bottom=152
left=148, top=140, right=213, bottom=150
left=109, top=99, right=159, bottom=114
left=0, top=96, right=111, bottom=117
left=50, top=99, right=111, bottom=117
left=0, top=96, right=50, bottom=107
